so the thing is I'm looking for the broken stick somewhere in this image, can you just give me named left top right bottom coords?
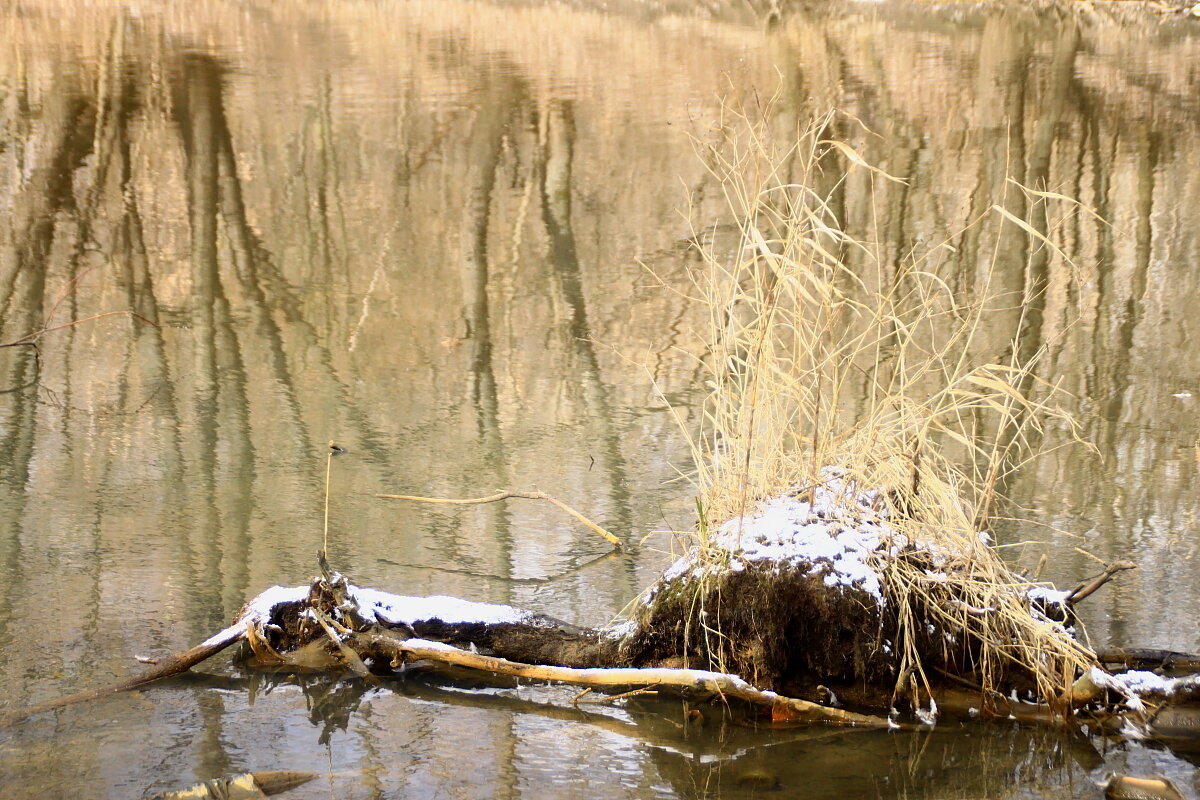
left=2, top=625, right=246, bottom=725
left=1066, top=560, right=1137, bottom=605
left=377, top=489, right=623, bottom=549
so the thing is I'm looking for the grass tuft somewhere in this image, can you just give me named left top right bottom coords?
left=675, top=104, right=1096, bottom=707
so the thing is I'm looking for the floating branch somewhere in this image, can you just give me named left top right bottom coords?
left=378, top=489, right=623, bottom=549
left=3, top=625, right=245, bottom=724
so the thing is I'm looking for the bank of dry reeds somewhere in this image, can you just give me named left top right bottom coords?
left=678, top=106, right=1096, bottom=707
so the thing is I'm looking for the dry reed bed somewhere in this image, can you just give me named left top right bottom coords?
left=635, top=108, right=1099, bottom=709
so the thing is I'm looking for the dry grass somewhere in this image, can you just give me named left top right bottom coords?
left=678, top=104, right=1096, bottom=707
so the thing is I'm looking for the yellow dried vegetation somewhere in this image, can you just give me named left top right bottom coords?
left=676, top=105, right=1098, bottom=707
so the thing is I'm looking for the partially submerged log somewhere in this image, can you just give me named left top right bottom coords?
left=239, top=565, right=887, bottom=727
left=2, top=563, right=885, bottom=728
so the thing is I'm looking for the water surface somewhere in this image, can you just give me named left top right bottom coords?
left=2, top=1, right=1200, bottom=797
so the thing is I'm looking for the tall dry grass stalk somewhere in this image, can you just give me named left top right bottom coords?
left=683, top=106, right=1096, bottom=704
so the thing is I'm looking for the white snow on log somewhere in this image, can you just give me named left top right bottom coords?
left=210, top=583, right=535, bottom=648
left=350, top=587, right=532, bottom=626
left=199, top=623, right=253, bottom=650
left=241, top=585, right=309, bottom=620
left=398, top=638, right=462, bottom=652
left=200, top=585, right=310, bottom=648
left=1087, top=666, right=1200, bottom=701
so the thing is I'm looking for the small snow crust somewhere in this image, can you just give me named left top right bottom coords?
left=1027, top=587, right=1071, bottom=606
left=398, top=638, right=461, bottom=652
left=603, top=619, right=638, bottom=640
left=217, top=584, right=535, bottom=646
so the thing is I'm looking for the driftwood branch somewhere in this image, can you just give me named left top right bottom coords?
left=2, top=624, right=246, bottom=725
left=1065, top=560, right=1137, bottom=605
left=350, top=632, right=888, bottom=727
left=377, top=489, right=623, bottom=549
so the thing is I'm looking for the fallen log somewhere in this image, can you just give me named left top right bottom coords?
left=2, top=573, right=883, bottom=728
left=7, top=563, right=1199, bottom=750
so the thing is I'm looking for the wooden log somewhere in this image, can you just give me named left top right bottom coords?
left=1096, top=648, right=1200, bottom=671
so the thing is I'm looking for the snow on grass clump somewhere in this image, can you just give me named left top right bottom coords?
left=660, top=469, right=912, bottom=605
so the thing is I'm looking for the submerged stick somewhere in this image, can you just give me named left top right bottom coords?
left=0, top=310, right=160, bottom=348
left=2, top=586, right=306, bottom=725
left=2, top=624, right=246, bottom=725
left=378, top=489, right=623, bottom=549
left=352, top=633, right=887, bottom=727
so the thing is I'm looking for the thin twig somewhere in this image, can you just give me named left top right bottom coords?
left=323, top=451, right=333, bottom=557
left=0, top=310, right=160, bottom=348
left=378, top=489, right=623, bottom=549
left=323, top=442, right=346, bottom=557
left=574, top=687, right=658, bottom=705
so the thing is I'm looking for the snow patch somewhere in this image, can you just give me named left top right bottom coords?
left=214, top=583, right=536, bottom=646
left=603, top=619, right=638, bottom=640
left=1087, top=666, right=1199, bottom=702
left=1027, top=586, right=1071, bottom=606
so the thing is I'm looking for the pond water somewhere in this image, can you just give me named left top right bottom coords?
left=2, top=0, right=1200, bottom=797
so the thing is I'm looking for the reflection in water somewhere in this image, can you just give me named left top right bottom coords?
left=0, top=1, right=1199, bottom=798
left=163, top=667, right=1128, bottom=800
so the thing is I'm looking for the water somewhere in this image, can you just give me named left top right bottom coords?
left=1, top=1, right=1199, bottom=797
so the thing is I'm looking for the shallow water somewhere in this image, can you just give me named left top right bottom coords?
left=1, top=1, right=1199, bottom=797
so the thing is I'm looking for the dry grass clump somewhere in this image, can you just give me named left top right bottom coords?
left=675, top=106, right=1096, bottom=708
